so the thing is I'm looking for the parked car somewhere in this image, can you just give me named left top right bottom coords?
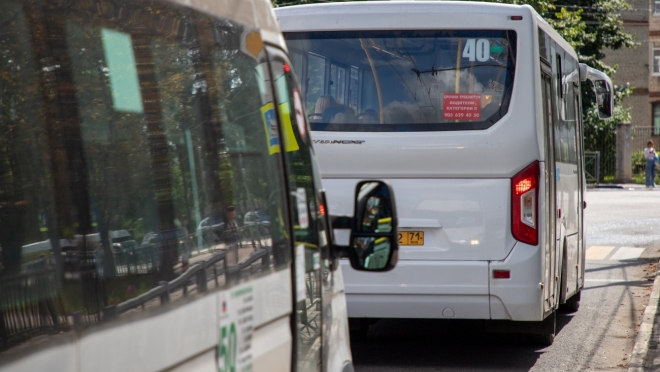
left=140, top=228, right=190, bottom=268
left=243, top=210, right=270, bottom=227
left=196, top=215, right=224, bottom=246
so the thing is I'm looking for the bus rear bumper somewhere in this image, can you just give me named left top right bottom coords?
left=341, top=242, right=544, bottom=321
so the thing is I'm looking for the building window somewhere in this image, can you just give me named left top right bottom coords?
left=655, top=0, right=660, bottom=15
left=653, top=42, right=660, bottom=75
left=654, top=103, right=660, bottom=135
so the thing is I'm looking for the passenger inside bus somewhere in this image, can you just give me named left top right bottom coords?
left=288, top=30, right=517, bottom=130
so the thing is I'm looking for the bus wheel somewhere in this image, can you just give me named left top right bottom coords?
left=536, top=332, right=555, bottom=346
left=529, top=311, right=556, bottom=346
left=349, top=318, right=369, bottom=342
left=560, top=290, right=581, bottom=313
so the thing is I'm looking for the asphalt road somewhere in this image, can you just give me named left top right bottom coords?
left=350, top=189, right=660, bottom=372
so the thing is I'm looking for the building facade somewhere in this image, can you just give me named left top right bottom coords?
left=602, top=0, right=649, bottom=131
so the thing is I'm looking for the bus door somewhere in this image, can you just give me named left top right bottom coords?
left=559, top=56, right=580, bottom=301
left=574, top=90, right=585, bottom=290
left=541, top=69, right=558, bottom=313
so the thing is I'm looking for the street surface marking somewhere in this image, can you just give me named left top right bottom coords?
left=585, top=246, right=615, bottom=260
left=609, top=247, right=645, bottom=261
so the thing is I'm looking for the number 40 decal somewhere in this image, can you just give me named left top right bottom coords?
left=462, top=39, right=491, bottom=62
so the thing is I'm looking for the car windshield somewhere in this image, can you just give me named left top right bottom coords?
left=258, top=212, right=270, bottom=221
left=284, top=30, right=517, bottom=131
left=121, top=240, right=138, bottom=250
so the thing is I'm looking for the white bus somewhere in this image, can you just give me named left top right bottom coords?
left=0, top=0, right=399, bottom=371
left=276, top=1, right=613, bottom=344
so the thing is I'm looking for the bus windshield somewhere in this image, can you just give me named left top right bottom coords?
left=285, top=30, right=517, bottom=131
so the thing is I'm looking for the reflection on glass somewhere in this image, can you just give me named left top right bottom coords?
left=285, top=30, right=517, bottom=130
left=271, top=56, right=324, bottom=372
left=357, top=182, right=393, bottom=233
left=594, top=80, right=611, bottom=117
left=0, top=0, right=290, bottom=359
left=352, top=237, right=392, bottom=270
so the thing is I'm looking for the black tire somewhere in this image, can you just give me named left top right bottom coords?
left=529, top=311, right=556, bottom=346
left=536, top=332, right=555, bottom=346
left=560, top=291, right=581, bottom=313
left=349, top=318, right=369, bottom=342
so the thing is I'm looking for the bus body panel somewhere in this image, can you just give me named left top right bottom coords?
left=324, top=178, right=516, bottom=261
left=277, top=1, right=587, bottom=325
left=489, top=242, right=545, bottom=321
left=167, top=349, right=217, bottom=372
left=1, top=269, right=294, bottom=372
left=251, top=317, right=293, bottom=372
left=341, top=239, right=544, bottom=321
left=325, top=268, right=353, bottom=372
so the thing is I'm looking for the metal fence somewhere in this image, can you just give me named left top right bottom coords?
left=584, top=151, right=600, bottom=184
left=632, top=126, right=654, bottom=155
left=0, top=268, right=69, bottom=348
left=585, top=131, right=616, bottom=183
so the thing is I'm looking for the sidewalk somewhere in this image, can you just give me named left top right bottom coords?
left=631, top=263, right=660, bottom=371
left=588, top=183, right=648, bottom=190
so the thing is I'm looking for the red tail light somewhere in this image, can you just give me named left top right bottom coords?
left=511, top=161, right=539, bottom=245
left=493, top=270, right=511, bottom=279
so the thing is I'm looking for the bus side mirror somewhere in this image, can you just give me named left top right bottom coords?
left=579, top=63, right=613, bottom=120
left=330, top=181, right=399, bottom=272
left=593, top=80, right=613, bottom=119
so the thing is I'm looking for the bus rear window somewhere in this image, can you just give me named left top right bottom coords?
left=284, top=30, right=517, bottom=132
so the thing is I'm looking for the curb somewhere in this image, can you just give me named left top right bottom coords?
left=628, top=261, right=660, bottom=372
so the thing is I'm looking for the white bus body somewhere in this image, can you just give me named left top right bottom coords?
left=276, top=1, right=612, bottom=340
left=0, top=0, right=399, bottom=371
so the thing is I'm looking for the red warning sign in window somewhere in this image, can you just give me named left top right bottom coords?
left=443, top=93, right=482, bottom=121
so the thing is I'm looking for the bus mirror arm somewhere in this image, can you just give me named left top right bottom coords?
left=328, top=215, right=353, bottom=271
left=579, top=63, right=614, bottom=120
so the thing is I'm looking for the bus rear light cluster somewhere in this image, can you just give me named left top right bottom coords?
left=511, top=161, right=539, bottom=246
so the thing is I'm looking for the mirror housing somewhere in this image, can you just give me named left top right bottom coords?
left=579, top=63, right=613, bottom=120
left=329, top=181, right=398, bottom=272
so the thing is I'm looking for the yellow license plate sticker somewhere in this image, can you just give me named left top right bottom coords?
left=399, top=231, right=424, bottom=245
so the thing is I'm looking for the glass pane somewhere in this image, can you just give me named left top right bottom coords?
left=270, top=54, right=325, bottom=372
left=349, top=67, right=360, bottom=111
left=285, top=30, right=517, bottom=131
left=0, top=0, right=290, bottom=360
left=306, top=54, right=326, bottom=116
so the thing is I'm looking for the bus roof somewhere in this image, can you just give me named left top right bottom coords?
left=274, top=0, right=578, bottom=61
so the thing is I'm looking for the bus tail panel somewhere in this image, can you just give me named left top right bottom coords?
left=324, top=178, right=517, bottom=262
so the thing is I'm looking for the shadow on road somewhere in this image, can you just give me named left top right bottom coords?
left=351, top=314, right=576, bottom=371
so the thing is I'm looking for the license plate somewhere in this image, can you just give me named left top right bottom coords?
left=398, top=231, right=424, bottom=245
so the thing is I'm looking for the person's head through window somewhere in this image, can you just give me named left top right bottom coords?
left=226, top=206, right=237, bottom=225
left=314, top=94, right=337, bottom=115
left=331, top=106, right=356, bottom=124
